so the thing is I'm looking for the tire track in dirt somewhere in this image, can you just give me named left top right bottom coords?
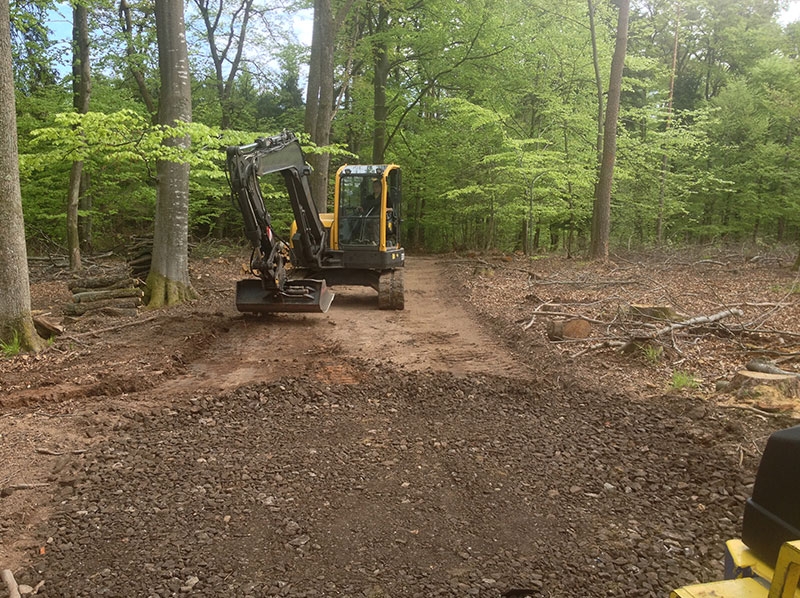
left=162, top=256, right=525, bottom=394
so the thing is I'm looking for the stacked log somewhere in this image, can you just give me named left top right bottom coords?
left=128, top=237, right=153, bottom=279
left=65, top=276, right=143, bottom=317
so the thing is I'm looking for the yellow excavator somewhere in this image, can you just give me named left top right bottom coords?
left=225, top=130, right=405, bottom=313
left=671, top=425, right=800, bottom=598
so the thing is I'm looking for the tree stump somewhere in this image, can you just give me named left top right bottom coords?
left=628, top=304, right=680, bottom=321
left=547, top=318, right=592, bottom=341
left=727, top=370, right=800, bottom=412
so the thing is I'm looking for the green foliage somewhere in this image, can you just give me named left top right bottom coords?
left=671, top=370, right=700, bottom=391
left=8, top=0, right=800, bottom=256
left=0, top=332, right=22, bottom=359
left=641, top=344, right=663, bottom=364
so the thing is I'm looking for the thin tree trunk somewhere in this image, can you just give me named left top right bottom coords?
left=67, top=161, right=83, bottom=270
left=0, top=0, right=44, bottom=352
left=657, top=2, right=680, bottom=245
left=588, top=0, right=604, bottom=161
left=79, top=170, right=92, bottom=253
left=193, top=0, right=254, bottom=129
left=119, top=0, right=157, bottom=118
left=590, top=0, right=630, bottom=261
left=68, top=2, right=91, bottom=271
left=371, top=4, right=389, bottom=164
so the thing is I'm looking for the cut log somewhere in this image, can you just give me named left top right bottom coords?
left=128, top=253, right=152, bottom=267
left=547, top=318, right=592, bottom=341
left=746, top=360, right=800, bottom=378
left=68, top=276, right=134, bottom=291
left=72, top=288, right=144, bottom=303
left=727, top=370, right=800, bottom=411
left=69, top=278, right=137, bottom=295
left=64, top=298, right=141, bottom=316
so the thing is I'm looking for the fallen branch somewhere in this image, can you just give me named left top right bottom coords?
left=572, top=339, right=626, bottom=357
left=62, top=315, right=157, bottom=339
left=650, top=308, right=744, bottom=338
left=570, top=309, right=745, bottom=358
left=530, top=279, right=640, bottom=287
left=746, top=360, right=800, bottom=378
left=3, top=482, right=52, bottom=491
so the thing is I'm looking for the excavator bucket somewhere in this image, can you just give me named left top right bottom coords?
left=235, top=279, right=335, bottom=314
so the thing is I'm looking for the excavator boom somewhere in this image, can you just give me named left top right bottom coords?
left=226, top=131, right=334, bottom=314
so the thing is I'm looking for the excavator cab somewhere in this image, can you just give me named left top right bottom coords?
left=333, top=164, right=401, bottom=254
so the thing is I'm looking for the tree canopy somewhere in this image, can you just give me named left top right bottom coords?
left=9, top=0, right=800, bottom=256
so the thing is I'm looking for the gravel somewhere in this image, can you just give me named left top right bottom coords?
left=24, top=364, right=786, bottom=597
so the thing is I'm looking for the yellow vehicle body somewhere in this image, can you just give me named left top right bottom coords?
left=671, top=539, right=800, bottom=598
left=671, top=425, right=800, bottom=598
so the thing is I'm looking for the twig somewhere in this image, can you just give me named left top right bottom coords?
left=723, top=404, right=793, bottom=420
left=3, top=482, right=52, bottom=491
left=527, top=310, right=609, bottom=326
left=1, top=569, right=21, bottom=598
left=571, top=339, right=626, bottom=357
left=35, top=447, right=87, bottom=456
left=530, top=279, right=640, bottom=287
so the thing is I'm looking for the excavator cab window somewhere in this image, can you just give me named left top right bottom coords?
left=338, top=175, right=381, bottom=246
left=336, top=165, right=401, bottom=249
left=386, top=169, right=401, bottom=248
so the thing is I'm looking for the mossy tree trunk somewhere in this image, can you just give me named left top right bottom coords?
left=0, top=0, right=44, bottom=352
left=146, top=0, right=196, bottom=308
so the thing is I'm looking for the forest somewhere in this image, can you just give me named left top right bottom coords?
left=8, top=0, right=800, bottom=258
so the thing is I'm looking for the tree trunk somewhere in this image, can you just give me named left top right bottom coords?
left=79, top=170, right=92, bottom=253
left=67, top=161, right=83, bottom=271
left=67, top=2, right=91, bottom=272
left=589, top=0, right=630, bottom=261
left=587, top=0, right=604, bottom=162
left=147, top=0, right=196, bottom=307
left=657, top=2, right=680, bottom=246
left=371, top=4, right=389, bottom=164
left=0, top=0, right=44, bottom=352
left=304, top=0, right=355, bottom=213
left=304, top=0, right=334, bottom=212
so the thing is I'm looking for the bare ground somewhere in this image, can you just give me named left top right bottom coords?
left=1, top=248, right=799, bottom=597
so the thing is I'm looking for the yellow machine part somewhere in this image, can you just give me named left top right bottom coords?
left=671, top=540, right=800, bottom=598
left=289, top=213, right=334, bottom=249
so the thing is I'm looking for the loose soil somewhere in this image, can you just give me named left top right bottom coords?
left=1, top=248, right=799, bottom=597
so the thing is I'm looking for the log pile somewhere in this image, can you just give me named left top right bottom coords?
left=127, top=237, right=153, bottom=279
left=65, top=275, right=143, bottom=317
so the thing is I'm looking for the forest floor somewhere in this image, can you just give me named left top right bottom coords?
left=1, top=246, right=800, bottom=597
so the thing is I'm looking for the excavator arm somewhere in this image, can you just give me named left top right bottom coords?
left=225, top=131, right=334, bottom=313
